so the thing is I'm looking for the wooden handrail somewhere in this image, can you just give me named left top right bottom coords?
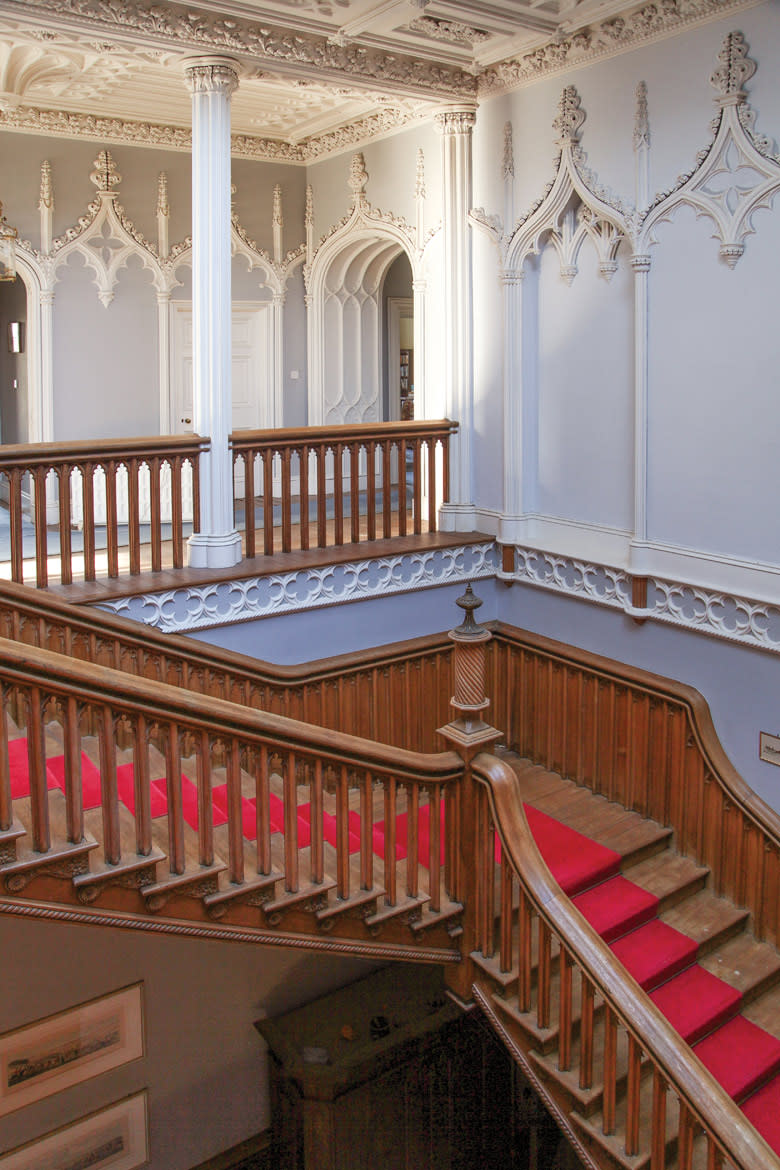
left=471, top=751, right=779, bottom=1170
left=0, top=434, right=208, bottom=468
left=230, top=420, right=456, bottom=556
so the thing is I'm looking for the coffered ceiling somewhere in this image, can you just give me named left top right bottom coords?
left=0, top=0, right=755, bottom=160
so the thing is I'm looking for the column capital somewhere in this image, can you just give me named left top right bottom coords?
left=434, top=103, right=478, bottom=136
left=630, top=253, right=651, bottom=273
left=500, top=268, right=524, bottom=286
left=182, top=56, right=240, bottom=97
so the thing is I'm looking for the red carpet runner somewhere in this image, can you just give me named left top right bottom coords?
left=9, top=742, right=780, bottom=1153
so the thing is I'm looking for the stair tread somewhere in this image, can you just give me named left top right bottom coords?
left=649, top=964, right=742, bottom=1044
left=661, top=888, right=749, bottom=951
left=621, top=850, right=709, bottom=908
left=610, top=919, right=699, bottom=991
left=573, top=875, right=658, bottom=942
left=743, top=1075, right=780, bottom=1156
left=695, top=1015, right=780, bottom=1102
left=697, top=933, right=780, bottom=1002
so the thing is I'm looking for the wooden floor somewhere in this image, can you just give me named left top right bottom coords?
left=41, top=529, right=491, bottom=606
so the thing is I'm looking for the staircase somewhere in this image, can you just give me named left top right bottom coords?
left=2, top=581, right=780, bottom=1168
left=471, top=751, right=780, bottom=1169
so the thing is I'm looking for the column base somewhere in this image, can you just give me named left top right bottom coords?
left=438, top=503, right=478, bottom=532
left=188, top=530, right=243, bottom=569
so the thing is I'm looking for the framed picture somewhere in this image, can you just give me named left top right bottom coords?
left=0, top=1091, right=148, bottom=1170
left=0, top=984, right=144, bottom=1116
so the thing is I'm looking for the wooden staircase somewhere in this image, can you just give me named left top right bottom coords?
left=470, top=752, right=780, bottom=1169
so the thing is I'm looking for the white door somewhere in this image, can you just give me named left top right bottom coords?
left=170, top=302, right=271, bottom=434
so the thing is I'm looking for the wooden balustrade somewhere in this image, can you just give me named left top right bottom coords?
left=470, top=752, right=776, bottom=1170
left=0, top=436, right=204, bottom=587
left=0, top=636, right=463, bottom=931
left=230, top=420, right=456, bottom=557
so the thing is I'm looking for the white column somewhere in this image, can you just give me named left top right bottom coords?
left=156, top=291, right=172, bottom=434
left=435, top=104, right=477, bottom=530
left=271, top=292, right=285, bottom=428
left=629, top=253, right=651, bottom=569
left=498, top=268, right=526, bottom=542
left=183, top=56, right=242, bottom=569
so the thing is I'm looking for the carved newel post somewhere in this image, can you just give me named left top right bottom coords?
left=439, top=584, right=500, bottom=755
left=439, top=585, right=502, bottom=1005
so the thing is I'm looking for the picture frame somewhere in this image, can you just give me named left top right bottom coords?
left=0, top=984, right=144, bottom=1116
left=0, top=1091, right=148, bottom=1170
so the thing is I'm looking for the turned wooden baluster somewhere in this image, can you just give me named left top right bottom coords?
left=625, top=1031, right=642, bottom=1156
left=104, top=459, right=119, bottom=577
left=62, top=694, right=83, bottom=845
left=316, top=443, right=327, bottom=547
left=149, top=456, right=162, bottom=572
left=0, top=687, right=11, bottom=833
left=602, top=1006, right=618, bottom=1135
left=225, top=738, right=244, bottom=884
left=558, top=948, right=574, bottom=1072
left=406, top=782, right=419, bottom=899
left=349, top=442, right=360, bottom=544
left=360, top=769, right=373, bottom=891
left=263, top=448, right=274, bottom=555
left=283, top=750, right=299, bottom=892
left=27, top=686, right=50, bottom=853
left=9, top=468, right=23, bottom=583
left=336, top=764, right=350, bottom=898
left=170, top=456, right=184, bottom=569
left=254, top=744, right=271, bottom=876
left=127, top=459, right=141, bottom=575
left=333, top=442, right=344, bottom=546
left=384, top=776, right=397, bottom=905
left=650, top=1070, right=667, bottom=1170
left=518, top=891, right=532, bottom=1011
left=398, top=438, right=408, bottom=536
left=428, top=784, right=441, bottom=912
left=579, top=973, right=595, bottom=1090
left=132, top=713, right=152, bottom=857
left=281, top=445, right=293, bottom=552
left=299, top=445, right=310, bottom=551
left=165, top=722, right=185, bottom=874
left=381, top=440, right=392, bottom=538
left=98, top=702, right=120, bottom=866
left=537, top=919, right=552, bottom=1030
left=412, top=437, right=422, bottom=534
left=242, top=449, right=256, bottom=558
left=310, top=757, right=324, bottom=885
left=58, top=465, right=74, bottom=584
left=33, top=465, right=48, bottom=587
left=499, top=856, right=513, bottom=973
left=366, top=440, right=377, bottom=541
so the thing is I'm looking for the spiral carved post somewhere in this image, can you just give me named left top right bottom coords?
left=438, top=585, right=502, bottom=1004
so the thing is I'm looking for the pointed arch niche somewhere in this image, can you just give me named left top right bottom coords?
left=306, top=154, right=429, bottom=427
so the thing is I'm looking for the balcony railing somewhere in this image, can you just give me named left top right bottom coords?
left=231, top=420, right=456, bottom=557
left=0, top=435, right=204, bottom=587
left=0, top=421, right=456, bottom=586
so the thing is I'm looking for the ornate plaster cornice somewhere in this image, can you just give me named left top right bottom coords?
left=478, top=0, right=761, bottom=96
left=4, top=0, right=477, bottom=99
left=0, top=99, right=428, bottom=163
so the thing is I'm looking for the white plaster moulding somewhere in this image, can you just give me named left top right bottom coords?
left=500, top=544, right=780, bottom=655
left=94, top=542, right=500, bottom=634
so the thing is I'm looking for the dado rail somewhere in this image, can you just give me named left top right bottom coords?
left=0, top=421, right=455, bottom=586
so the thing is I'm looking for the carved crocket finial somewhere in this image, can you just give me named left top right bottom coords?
left=156, top=172, right=169, bottom=217
left=710, top=31, right=756, bottom=103
left=415, top=147, right=426, bottom=199
left=305, top=184, right=314, bottom=229
left=553, top=86, right=586, bottom=144
left=90, top=149, right=121, bottom=193
left=39, top=160, right=53, bottom=210
left=633, top=81, right=650, bottom=151
left=503, top=121, right=515, bottom=180
left=273, top=183, right=283, bottom=227
left=348, top=152, right=369, bottom=202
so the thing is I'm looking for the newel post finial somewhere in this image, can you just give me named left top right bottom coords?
left=438, top=585, right=501, bottom=757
